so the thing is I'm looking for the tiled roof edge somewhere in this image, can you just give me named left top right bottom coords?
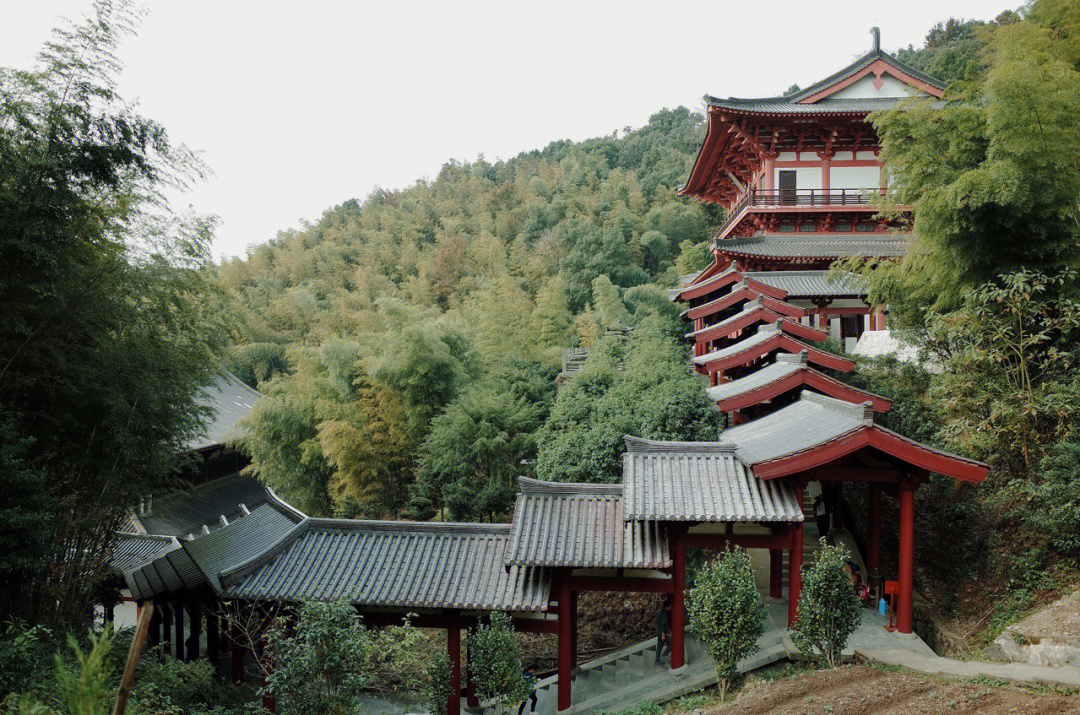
left=517, top=476, right=622, bottom=497
left=624, top=435, right=735, bottom=453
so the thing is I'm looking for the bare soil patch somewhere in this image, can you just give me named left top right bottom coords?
left=702, top=664, right=1079, bottom=714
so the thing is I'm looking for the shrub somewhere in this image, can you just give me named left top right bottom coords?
left=791, top=541, right=863, bottom=667
left=128, top=654, right=250, bottom=715
left=469, top=612, right=532, bottom=714
left=418, top=652, right=453, bottom=715
left=687, top=547, right=766, bottom=701
left=54, top=627, right=115, bottom=715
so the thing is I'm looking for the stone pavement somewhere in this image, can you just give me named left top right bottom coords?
left=856, top=647, right=1080, bottom=690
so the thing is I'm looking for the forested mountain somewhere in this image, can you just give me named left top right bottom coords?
left=218, top=108, right=725, bottom=519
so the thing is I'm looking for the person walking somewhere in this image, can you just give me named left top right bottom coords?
left=654, top=598, right=672, bottom=664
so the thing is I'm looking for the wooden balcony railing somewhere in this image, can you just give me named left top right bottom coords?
left=717, top=188, right=885, bottom=238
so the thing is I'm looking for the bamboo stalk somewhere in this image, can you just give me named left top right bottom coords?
left=112, top=602, right=154, bottom=715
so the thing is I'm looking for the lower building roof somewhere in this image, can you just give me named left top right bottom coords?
left=125, top=498, right=304, bottom=600
left=743, top=270, right=870, bottom=298
left=622, top=437, right=803, bottom=523
left=505, top=478, right=669, bottom=569
left=717, top=234, right=909, bottom=260
left=222, top=520, right=551, bottom=613
left=110, top=533, right=180, bottom=575
left=133, top=472, right=272, bottom=539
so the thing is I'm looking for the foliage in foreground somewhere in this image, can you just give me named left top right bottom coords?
left=0, top=0, right=230, bottom=631
left=261, top=599, right=441, bottom=715
left=687, top=548, right=765, bottom=701
left=469, top=612, right=533, bottom=715
left=791, top=542, right=863, bottom=668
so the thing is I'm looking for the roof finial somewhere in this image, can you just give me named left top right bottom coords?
left=871, top=26, right=881, bottom=52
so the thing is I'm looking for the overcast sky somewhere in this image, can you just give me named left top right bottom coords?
left=3, top=1, right=1017, bottom=260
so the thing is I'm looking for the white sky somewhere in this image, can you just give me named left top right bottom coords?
left=3, top=1, right=1017, bottom=261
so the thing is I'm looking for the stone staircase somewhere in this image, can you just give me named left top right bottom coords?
left=521, top=630, right=787, bottom=714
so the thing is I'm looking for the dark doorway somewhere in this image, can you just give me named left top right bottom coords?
left=778, top=170, right=796, bottom=205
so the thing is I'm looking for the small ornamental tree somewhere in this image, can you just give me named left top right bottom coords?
left=262, top=599, right=370, bottom=715
left=791, top=541, right=863, bottom=668
left=687, top=547, right=766, bottom=701
left=419, top=652, right=453, bottom=715
left=469, top=612, right=532, bottom=714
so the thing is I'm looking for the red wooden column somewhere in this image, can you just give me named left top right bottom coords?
left=557, top=578, right=572, bottom=712
left=231, top=617, right=245, bottom=685
left=788, top=484, right=805, bottom=627
left=174, top=600, right=185, bottom=661
left=186, top=596, right=202, bottom=662
left=897, top=480, right=916, bottom=634
left=447, top=625, right=461, bottom=715
left=670, top=526, right=687, bottom=671
left=867, top=485, right=883, bottom=594
left=465, top=638, right=478, bottom=708
left=569, top=590, right=579, bottom=670
left=769, top=549, right=783, bottom=600
left=261, top=612, right=276, bottom=713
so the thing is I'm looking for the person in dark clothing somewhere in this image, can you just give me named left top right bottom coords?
left=655, top=598, right=672, bottom=664
left=517, top=667, right=538, bottom=715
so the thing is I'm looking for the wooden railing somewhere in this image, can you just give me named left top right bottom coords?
left=718, top=188, right=884, bottom=237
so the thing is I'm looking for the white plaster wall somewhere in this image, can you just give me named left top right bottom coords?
left=799, top=151, right=818, bottom=161
left=776, top=167, right=822, bottom=191
left=855, top=151, right=879, bottom=161
left=828, top=73, right=928, bottom=99
left=830, top=165, right=880, bottom=190
left=777, top=151, right=798, bottom=162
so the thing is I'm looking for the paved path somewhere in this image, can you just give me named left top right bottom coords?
left=856, top=648, right=1080, bottom=689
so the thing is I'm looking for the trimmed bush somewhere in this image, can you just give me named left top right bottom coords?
left=791, top=541, right=863, bottom=667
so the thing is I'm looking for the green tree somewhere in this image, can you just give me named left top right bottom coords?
left=410, top=382, right=542, bottom=521
left=55, top=627, right=116, bottom=715
left=0, top=0, right=230, bottom=630
left=469, top=613, right=532, bottom=715
left=868, top=1, right=1080, bottom=315
left=791, top=542, right=863, bottom=668
left=687, top=548, right=765, bottom=702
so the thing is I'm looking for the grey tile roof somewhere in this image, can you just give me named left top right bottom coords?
left=743, top=270, right=869, bottom=298
left=222, top=520, right=551, bottom=612
left=684, top=297, right=775, bottom=339
left=718, top=234, right=909, bottom=259
left=110, top=533, right=180, bottom=575
left=622, top=437, right=802, bottom=523
left=187, top=372, right=262, bottom=452
left=125, top=499, right=305, bottom=600
left=704, top=47, right=946, bottom=114
left=135, top=473, right=272, bottom=538
left=706, top=353, right=805, bottom=402
left=692, top=323, right=781, bottom=366
left=670, top=262, right=743, bottom=301
left=505, top=478, right=669, bottom=569
left=720, top=392, right=873, bottom=467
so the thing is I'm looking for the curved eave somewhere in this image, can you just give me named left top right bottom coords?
left=701, top=333, right=855, bottom=374
left=714, top=368, right=892, bottom=413
left=682, top=287, right=806, bottom=322
left=751, top=426, right=988, bottom=483
left=689, top=310, right=828, bottom=345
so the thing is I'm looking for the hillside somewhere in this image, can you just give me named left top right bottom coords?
left=216, top=107, right=726, bottom=518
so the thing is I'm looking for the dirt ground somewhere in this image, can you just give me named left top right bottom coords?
left=697, top=664, right=1080, bottom=714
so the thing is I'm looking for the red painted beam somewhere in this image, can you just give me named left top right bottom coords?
left=684, top=286, right=803, bottom=322
left=684, top=531, right=797, bottom=550
left=714, top=368, right=891, bottom=413
left=692, top=307, right=825, bottom=345
left=703, top=333, right=855, bottom=375
left=564, top=576, right=674, bottom=594
left=751, top=426, right=988, bottom=483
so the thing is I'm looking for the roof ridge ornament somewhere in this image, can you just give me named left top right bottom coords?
left=871, top=27, right=881, bottom=53
left=623, top=435, right=735, bottom=453
left=775, top=350, right=809, bottom=366
left=798, top=390, right=877, bottom=422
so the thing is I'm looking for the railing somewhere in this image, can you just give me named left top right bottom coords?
left=717, top=188, right=885, bottom=238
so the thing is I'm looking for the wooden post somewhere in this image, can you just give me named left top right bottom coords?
left=447, top=625, right=461, bottom=715
left=231, top=618, right=245, bottom=685
left=769, top=549, right=783, bottom=599
left=788, top=484, right=804, bottom=627
left=148, top=605, right=161, bottom=647
left=261, top=612, right=276, bottom=712
left=670, top=526, right=686, bottom=670
left=111, top=602, right=154, bottom=715
left=186, top=597, right=202, bottom=662
left=557, top=578, right=572, bottom=712
left=173, top=600, right=185, bottom=661
left=868, top=484, right=882, bottom=594
left=465, top=635, right=478, bottom=708
left=206, top=601, right=220, bottom=673
left=569, top=590, right=578, bottom=670
left=897, top=480, right=915, bottom=634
